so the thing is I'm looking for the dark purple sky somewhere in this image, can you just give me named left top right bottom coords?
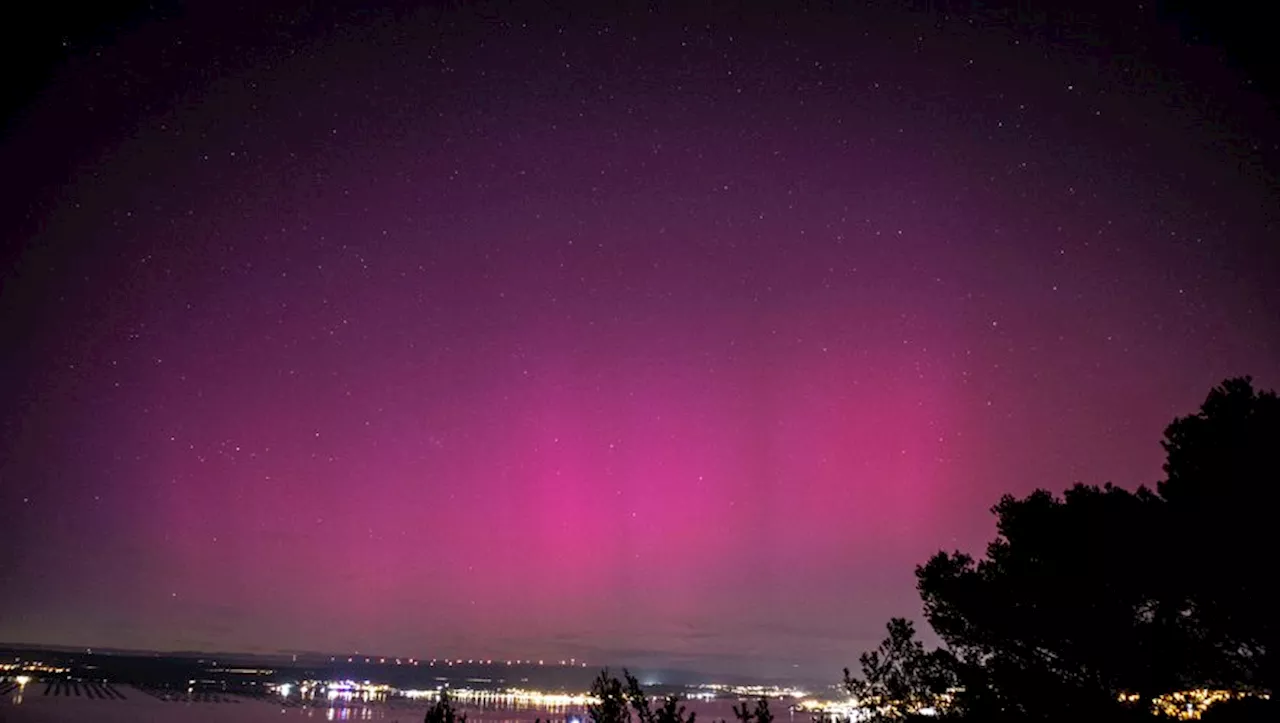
left=2, top=1, right=1279, bottom=681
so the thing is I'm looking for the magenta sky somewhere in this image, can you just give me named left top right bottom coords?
left=2, top=1, right=1279, bottom=681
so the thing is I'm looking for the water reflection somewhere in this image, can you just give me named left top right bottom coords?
left=296, top=699, right=788, bottom=723
left=325, top=707, right=376, bottom=720
left=0, top=680, right=802, bottom=723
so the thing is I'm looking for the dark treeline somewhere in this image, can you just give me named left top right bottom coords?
left=844, top=377, right=1278, bottom=722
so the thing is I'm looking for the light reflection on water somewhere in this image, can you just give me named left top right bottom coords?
left=0, top=687, right=802, bottom=723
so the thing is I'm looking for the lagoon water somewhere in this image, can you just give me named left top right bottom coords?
left=1, top=684, right=799, bottom=723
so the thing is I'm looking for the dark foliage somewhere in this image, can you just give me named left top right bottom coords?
left=858, top=377, right=1279, bottom=721
left=731, top=697, right=773, bottom=723
left=623, top=670, right=696, bottom=723
left=652, top=695, right=698, bottom=723
left=843, top=618, right=957, bottom=721
left=1158, top=378, right=1280, bottom=692
left=916, top=482, right=1194, bottom=719
left=587, top=668, right=696, bottom=723
left=424, top=689, right=467, bottom=723
left=589, top=669, right=631, bottom=723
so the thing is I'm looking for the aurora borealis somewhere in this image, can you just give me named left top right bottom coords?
left=2, top=1, right=1278, bottom=680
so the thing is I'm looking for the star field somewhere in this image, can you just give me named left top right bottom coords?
left=2, top=1, right=1279, bottom=680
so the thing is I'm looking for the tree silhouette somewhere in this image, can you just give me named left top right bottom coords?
left=586, top=669, right=696, bottom=723
left=731, top=697, right=773, bottom=723
left=424, top=689, right=467, bottom=723
left=652, top=694, right=697, bottom=723
left=915, top=483, right=1200, bottom=720
left=1157, top=377, right=1280, bottom=693
left=623, top=671, right=695, bottom=723
left=623, top=671, right=656, bottom=723
left=588, top=669, right=631, bottom=723
left=843, top=618, right=956, bottom=722
left=898, top=378, right=1280, bottom=720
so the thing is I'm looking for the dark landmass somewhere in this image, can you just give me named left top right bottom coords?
left=0, top=643, right=786, bottom=692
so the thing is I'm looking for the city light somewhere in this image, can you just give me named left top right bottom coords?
left=697, top=683, right=808, bottom=699
left=1119, top=689, right=1272, bottom=720
left=795, top=697, right=861, bottom=720
left=1, top=661, right=69, bottom=675
left=399, top=686, right=599, bottom=708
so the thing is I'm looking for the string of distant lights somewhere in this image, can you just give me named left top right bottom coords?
left=329, top=657, right=590, bottom=667
left=9, top=664, right=1266, bottom=721
left=269, top=681, right=812, bottom=709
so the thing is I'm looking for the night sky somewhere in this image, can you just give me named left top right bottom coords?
left=2, top=1, right=1279, bottom=681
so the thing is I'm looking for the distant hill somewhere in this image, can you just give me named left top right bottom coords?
left=0, top=642, right=813, bottom=690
